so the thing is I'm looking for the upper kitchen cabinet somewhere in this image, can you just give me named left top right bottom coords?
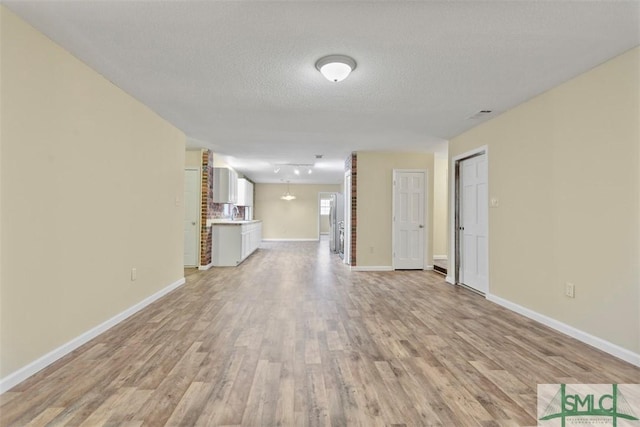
left=237, top=178, right=254, bottom=207
left=213, top=167, right=238, bottom=204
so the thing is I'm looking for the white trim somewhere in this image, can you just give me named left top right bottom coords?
left=262, top=238, right=319, bottom=242
left=424, top=265, right=434, bottom=271
left=0, top=277, right=186, bottom=394
left=433, top=255, right=448, bottom=260
left=445, top=275, right=455, bottom=285
left=487, top=293, right=640, bottom=367
left=198, top=262, right=213, bottom=271
left=449, top=145, right=489, bottom=293
left=350, top=266, right=393, bottom=271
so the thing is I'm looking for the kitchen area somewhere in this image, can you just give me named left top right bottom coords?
left=208, top=166, right=262, bottom=267
left=185, top=149, right=348, bottom=271
left=184, top=149, right=262, bottom=269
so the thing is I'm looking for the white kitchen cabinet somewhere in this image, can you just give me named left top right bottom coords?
left=213, top=167, right=238, bottom=204
left=212, top=221, right=262, bottom=266
left=237, top=178, right=254, bottom=207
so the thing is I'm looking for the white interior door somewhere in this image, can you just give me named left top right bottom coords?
left=184, top=168, right=200, bottom=267
left=393, top=170, right=425, bottom=269
left=459, top=154, right=488, bottom=293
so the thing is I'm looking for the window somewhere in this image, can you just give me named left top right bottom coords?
left=320, top=199, right=331, bottom=215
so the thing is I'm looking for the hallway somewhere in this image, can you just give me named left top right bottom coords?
left=2, top=240, right=638, bottom=426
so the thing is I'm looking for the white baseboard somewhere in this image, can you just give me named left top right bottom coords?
left=487, top=293, right=640, bottom=367
left=433, top=255, right=448, bottom=260
left=350, top=266, right=393, bottom=271
left=0, top=277, right=186, bottom=394
left=351, top=266, right=435, bottom=272
left=198, top=262, right=213, bottom=271
left=262, top=238, right=318, bottom=242
left=445, top=275, right=455, bottom=285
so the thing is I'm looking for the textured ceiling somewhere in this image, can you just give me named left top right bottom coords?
left=5, top=1, right=639, bottom=184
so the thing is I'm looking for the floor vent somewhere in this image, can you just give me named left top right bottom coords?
left=433, top=265, right=447, bottom=275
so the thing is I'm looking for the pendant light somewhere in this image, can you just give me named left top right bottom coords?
left=280, top=181, right=296, bottom=201
left=315, top=55, right=357, bottom=82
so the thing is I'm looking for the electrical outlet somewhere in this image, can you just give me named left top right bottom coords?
left=131, top=268, right=137, bottom=281
left=565, top=282, right=575, bottom=298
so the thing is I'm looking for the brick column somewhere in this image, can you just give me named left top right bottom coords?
left=345, top=153, right=357, bottom=266
left=200, top=150, right=214, bottom=266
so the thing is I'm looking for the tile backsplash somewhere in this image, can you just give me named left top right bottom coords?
left=212, top=203, right=246, bottom=220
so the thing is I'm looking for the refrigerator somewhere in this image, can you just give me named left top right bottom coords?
left=329, top=193, right=344, bottom=253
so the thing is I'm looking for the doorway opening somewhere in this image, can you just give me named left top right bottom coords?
left=318, top=192, right=332, bottom=238
left=344, top=171, right=352, bottom=265
left=318, top=192, right=344, bottom=257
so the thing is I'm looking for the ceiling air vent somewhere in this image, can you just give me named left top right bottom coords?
left=467, top=110, right=493, bottom=120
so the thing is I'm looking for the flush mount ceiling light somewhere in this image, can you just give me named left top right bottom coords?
left=280, top=181, right=296, bottom=201
left=315, top=55, right=357, bottom=82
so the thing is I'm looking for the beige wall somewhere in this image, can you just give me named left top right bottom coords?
left=433, top=156, right=448, bottom=258
left=0, top=7, right=186, bottom=378
left=185, top=149, right=203, bottom=168
left=449, top=47, right=639, bottom=354
left=356, top=151, right=434, bottom=267
left=255, top=184, right=340, bottom=239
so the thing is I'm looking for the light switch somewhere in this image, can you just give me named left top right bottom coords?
left=490, top=197, right=499, bottom=208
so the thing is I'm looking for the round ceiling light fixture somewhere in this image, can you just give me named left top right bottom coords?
left=315, top=55, right=357, bottom=82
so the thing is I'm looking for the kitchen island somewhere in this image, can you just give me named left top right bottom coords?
left=211, top=220, right=262, bottom=267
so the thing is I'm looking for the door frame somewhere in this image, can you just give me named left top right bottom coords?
left=184, top=167, right=202, bottom=267
left=392, top=169, right=428, bottom=270
left=447, top=146, right=489, bottom=293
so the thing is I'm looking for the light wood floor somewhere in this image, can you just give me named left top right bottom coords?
left=2, top=240, right=638, bottom=426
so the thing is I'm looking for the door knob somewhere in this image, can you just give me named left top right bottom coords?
left=419, top=224, right=424, bottom=228
left=191, top=222, right=196, bottom=225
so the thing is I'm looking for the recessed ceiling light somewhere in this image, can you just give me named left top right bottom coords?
left=315, top=55, right=357, bottom=83
left=294, top=168, right=300, bottom=175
